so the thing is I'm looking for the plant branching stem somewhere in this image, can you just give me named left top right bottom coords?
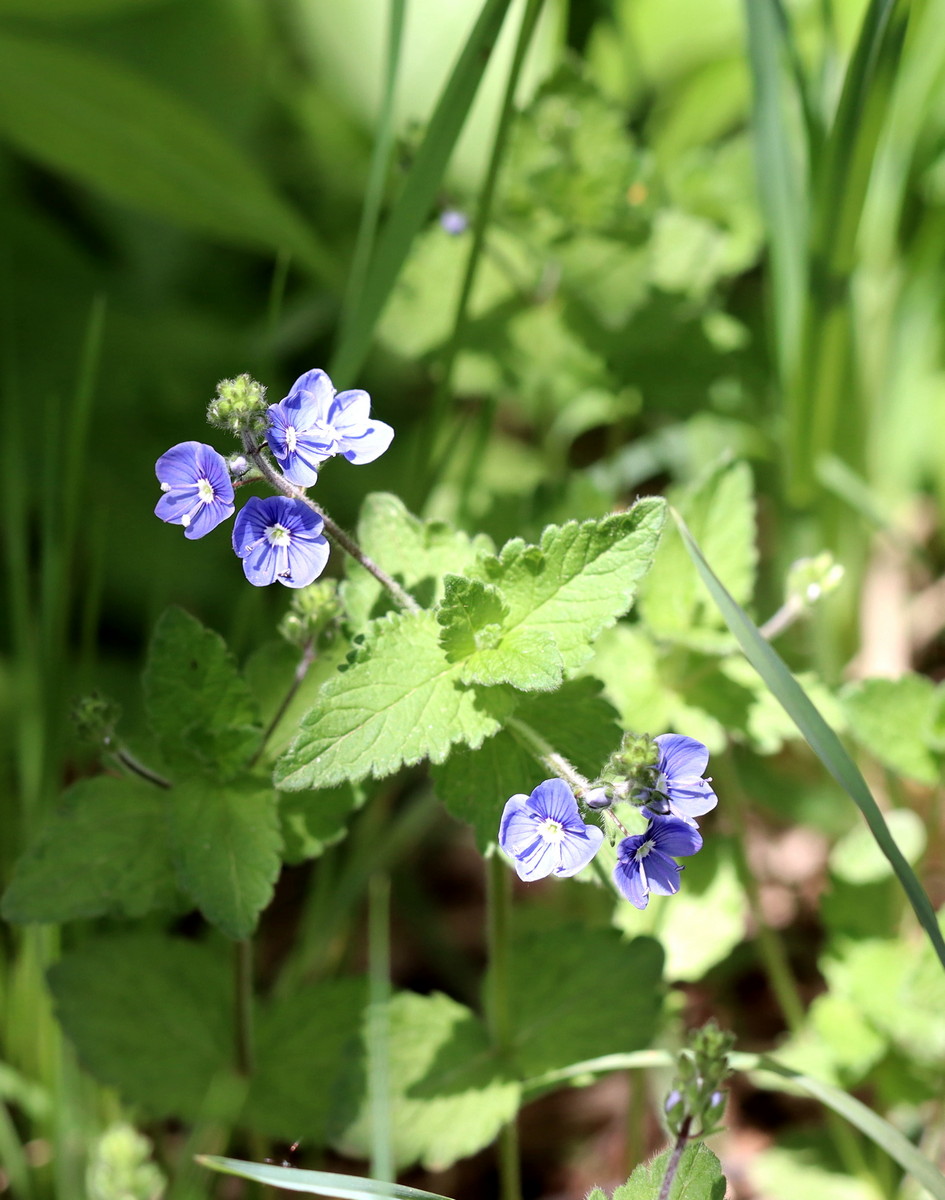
left=249, top=638, right=316, bottom=768
left=505, top=718, right=589, bottom=792
left=657, top=1116, right=691, bottom=1200
left=112, top=745, right=171, bottom=790
left=242, top=436, right=420, bottom=613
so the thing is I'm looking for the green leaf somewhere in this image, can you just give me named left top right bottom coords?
left=504, top=930, right=664, bottom=1078
left=342, top=494, right=494, bottom=628
left=473, top=498, right=666, bottom=674
left=49, top=933, right=231, bottom=1119
left=169, top=780, right=282, bottom=940
left=641, top=461, right=756, bottom=642
left=0, top=34, right=333, bottom=278
left=279, top=784, right=364, bottom=864
left=841, top=675, right=939, bottom=785
left=143, top=607, right=261, bottom=779
left=431, top=678, right=622, bottom=850
left=334, top=992, right=520, bottom=1172
left=437, top=574, right=563, bottom=691
left=674, top=509, right=945, bottom=974
left=274, top=610, right=514, bottom=792
left=245, top=978, right=368, bottom=1142
left=1, top=775, right=178, bottom=923
left=616, top=1142, right=726, bottom=1200
left=198, top=1156, right=453, bottom=1200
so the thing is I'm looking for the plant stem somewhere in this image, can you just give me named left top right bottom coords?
left=248, top=638, right=316, bottom=767
left=367, top=872, right=393, bottom=1183
left=112, top=745, right=172, bottom=790
left=486, top=853, right=522, bottom=1200
left=505, top=717, right=589, bottom=793
left=242, top=436, right=420, bottom=613
left=657, top=1116, right=691, bottom=1200
left=234, top=939, right=254, bottom=1077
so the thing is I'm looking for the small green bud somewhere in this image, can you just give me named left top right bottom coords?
left=279, top=579, right=343, bottom=647
left=664, top=1020, right=734, bottom=1138
left=207, top=374, right=268, bottom=435
left=72, top=693, right=122, bottom=747
left=786, top=552, right=844, bottom=607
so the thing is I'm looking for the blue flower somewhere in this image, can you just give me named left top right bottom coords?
left=154, top=441, right=235, bottom=539
left=265, top=369, right=394, bottom=486
left=499, top=779, right=604, bottom=881
left=613, top=815, right=703, bottom=909
left=232, top=496, right=330, bottom=588
left=641, top=734, right=717, bottom=825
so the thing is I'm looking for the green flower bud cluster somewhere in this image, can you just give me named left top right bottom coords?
left=87, top=1123, right=165, bottom=1200
left=786, top=551, right=844, bottom=607
left=279, top=579, right=343, bottom=647
left=72, top=692, right=122, bottom=747
left=207, top=374, right=269, bottom=435
left=664, top=1020, right=734, bottom=1138
left=589, top=732, right=660, bottom=808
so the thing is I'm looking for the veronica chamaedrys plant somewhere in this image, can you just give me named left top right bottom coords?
left=613, top=815, right=703, bottom=909
left=640, top=734, right=718, bottom=825
left=265, top=368, right=394, bottom=486
left=231, top=496, right=330, bottom=589
left=154, top=441, right=235, bottom=539
left=499, top=779, right=604, bottom=880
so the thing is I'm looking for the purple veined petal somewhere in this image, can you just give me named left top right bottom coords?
left=554, top=824, right=605, bottom=877
left=614, top=857, right=650, bottom=908
left=279, top=438, right=332, bottom=487
left=327, top=389, right=372, bottom=430
left=232, top=496, right=328, bottom=588
left=337, top=420, right=395, bottom=465
left=154, top=442, right=234, bottom=538
left=182, top=496, right=235, bottom=540
left=667, top=780, right=718, bottom=821
left=530, top=778, right=582, bottom=827
left=498, top=794, right=531, bottom=849
left=280, top=531, right=330, bottom=588
left=155, top=441, right=207, bottom=488
left=643, top=850, right=683, bottom=896
left=655, top=733, right=710, bottom=781
left=240, top=537, right=285, bottom=586
left=514, top=836, right=561, bottom=881
left=287, top=369, right=335, bottom=421
left=650, top=816, right=704, bottom=858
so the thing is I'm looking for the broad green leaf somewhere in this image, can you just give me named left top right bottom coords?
left=841, top=675, right=939, bottom=785
left=776, top=994, right=886, bottom=1086
left=49, top=933, right=231, bottom=1119
left=279, top=784, right=364, bottom=864
left=431, top=678, right=622, bottom=850
left=616, top=1142, right=726, bottom=1200
left=503, top=930, right=664, bottom=1078
left=143, top=607, right=261, bottom=779
left=169, top=780, right=282, bottom=940
left=342, top=493, right=495, bottom=628
left=472, top=499, right=666, bottom=674
left=438, top=576, right=563, bottom=690
left=198, top=1156, right=452, bottom=1200
left=830, top=809, right=926, bottom=884
left=674, top=509, right=945, bottom=973
left=274, top=610, right=514, bottom=791
left=1, top=775, right=178, bottom=923
left=0, top=35, right=333, bottom=277
left=641, top=461, right=755, bottom=642
left=334, top=992, right=520, bottom=1172
left=245, top=978, right=368, bottom=1142
left=748, top=1148, right=879, bottom=1200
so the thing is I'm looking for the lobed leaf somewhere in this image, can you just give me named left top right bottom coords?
left=274, top=610, right=514, bottom=791
left=1, top=775, right=178, bottom=923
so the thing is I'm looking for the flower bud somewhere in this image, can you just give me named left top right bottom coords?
left=207, top=374, right=268, bottom=435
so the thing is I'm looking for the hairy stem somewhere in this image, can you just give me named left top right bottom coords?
left=248, top=638, right=316, bottom=767
left=505, top=717, right=590, bottom=793
left=657, top=1116, right=691, bottom=1200
left=111, top=745, right=171, bottom=790
left=242, top=435, right=420, bottom=613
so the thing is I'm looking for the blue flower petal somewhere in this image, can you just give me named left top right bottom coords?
left=232, top=496, right=329, bottom=588
left=154, top=441, right=234, bottom=539
left=613, top=857, right=649, bottom=908
left=655, top=733, right=709, bottom=780
left=650, top=815, right=704, bottom=858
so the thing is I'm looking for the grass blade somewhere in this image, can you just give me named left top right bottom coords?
left=329, top=0, right=516, bottom=385
left=672, top=507, right=945, bottom=974
left=197, top=1156, right=454, bottom=1199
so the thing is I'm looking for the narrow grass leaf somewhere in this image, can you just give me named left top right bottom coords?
left=673, top=508, right=945, bottom=973
left=197, top=1157, right=454, bottom=1200
left=330, top=0, right=516, bottom=383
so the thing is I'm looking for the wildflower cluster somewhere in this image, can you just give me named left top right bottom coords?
left=154, top=370, right=393, bottom=588
left=498, top=733, right=717, bottom=909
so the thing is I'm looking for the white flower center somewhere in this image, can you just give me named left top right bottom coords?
left=266, top=523, right=291, bottom=546
left=286, top=426, right=298, bottom=452
left=538, top=818, right=564, bottom=843
left=196, top=477, right=214, bottom=503
left=634, top=839, right=653, bottom=863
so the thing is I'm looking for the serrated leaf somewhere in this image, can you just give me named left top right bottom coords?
left=0, top=34, right=332, bottom=276
left=842, top=675, right=939, bottom=785
left=460, top=627, right=564, bottom=691
left=616, top=1142, right=726, bottom=1200
left=473, top=499, right=666, bottom=674
left=507, top=930, right=664, bottom=1079
left=245, top=978, right=368, bottom=1142
left=1, top=775, right=178, bottom=923
left=274, top=611, right=515, bottom=791
left=431, top=678, right=622, bottom=850
left=49, top=933, right=231, bottom=1119
left=143, top=607, right=261, bottom=778
left=641, top=460, right=756, bottom=639
left=169, top=780, right=282, bottom=940
left=437, top=575, right=509, bottom=661
left=334, top=992, right=520, bottom=1172
left=342, top=494, right=495, bottom=627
